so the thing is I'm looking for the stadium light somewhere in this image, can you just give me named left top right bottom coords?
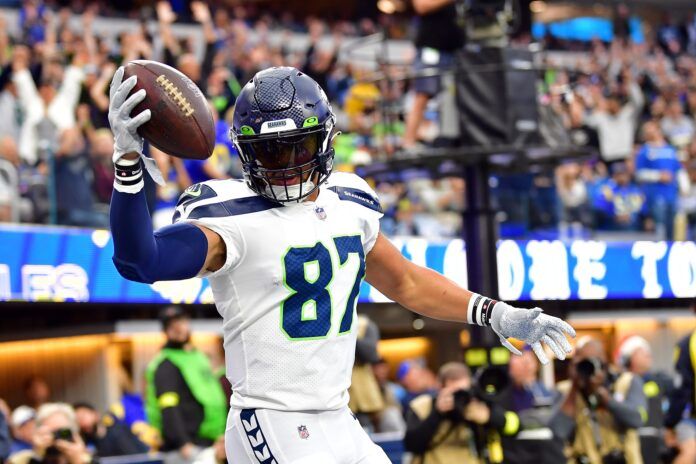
left=377, top=0, right=405, bottom=15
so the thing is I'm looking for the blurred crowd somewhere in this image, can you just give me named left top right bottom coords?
left=3, top=306, right=696, bottom=464
left=539, top=34, right=696, bottom=242
left=0, top=0, right=695, bottom=241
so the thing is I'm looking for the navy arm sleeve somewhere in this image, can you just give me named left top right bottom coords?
left=110, top=187, right=208, bottom=284
left=665, top=336, right=694, bottom=428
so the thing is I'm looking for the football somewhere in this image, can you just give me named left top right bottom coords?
left=122, top=60, right=215, bottom=160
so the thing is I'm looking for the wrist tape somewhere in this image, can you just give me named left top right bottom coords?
left=114, top=157, right=144, bottom=193
left=467, top=293, right=498, bottom=327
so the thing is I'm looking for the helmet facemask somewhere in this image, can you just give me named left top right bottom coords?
left=233, top=117, right=335, bottom=203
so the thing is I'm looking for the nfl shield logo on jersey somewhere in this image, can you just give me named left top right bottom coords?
left=297, top=425, right=310, bottom=440
left=314, top=206, right=327, bottom=220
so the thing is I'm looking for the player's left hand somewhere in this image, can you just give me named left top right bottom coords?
left=490, top=302, right=575, bottom=365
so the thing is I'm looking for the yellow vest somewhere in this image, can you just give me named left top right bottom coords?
left=690, top=331, right=696, bottom=408
left=409, top=394, right=482, bottom=464
left=557, top=373, right=642, bottom=464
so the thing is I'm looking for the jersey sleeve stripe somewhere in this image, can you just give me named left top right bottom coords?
left=327, top=186, right=382, bottom=213
left=186, top=196, right=283, bottom=220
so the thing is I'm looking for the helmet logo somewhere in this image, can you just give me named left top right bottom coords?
left=260, top=118, right=297, bottom=134
left=303, top=116, right=319, bottom=128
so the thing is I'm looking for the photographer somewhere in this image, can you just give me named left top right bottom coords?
left=9, top=403, right=94, bottom=464
left=550, top=338, right=646, bottom=464
left=404, top=362, right=518, bottom=464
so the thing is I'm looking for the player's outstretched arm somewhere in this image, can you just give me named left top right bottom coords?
left=365, top=233, right=575, bottom=364
left=108, top=67, right=226, bottom=284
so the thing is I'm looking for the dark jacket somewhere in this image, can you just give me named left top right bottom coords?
left=664, top=333, right=695, bottom=429
left=0, top=409, right=9, bottom=462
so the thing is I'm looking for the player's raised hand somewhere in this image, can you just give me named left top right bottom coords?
left=108, top=66, right=151, bottom=161
left=490, top=302, right=576, bottom=365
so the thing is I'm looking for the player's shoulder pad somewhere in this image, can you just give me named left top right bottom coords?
left=173, top=179, right=282, bottom=222
left=325, top=172, right=382, bottom=214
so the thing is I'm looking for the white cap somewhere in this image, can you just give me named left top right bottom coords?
left=10, top=406, right=35, bottom=428
left=616, top=336, right=651, bottom=367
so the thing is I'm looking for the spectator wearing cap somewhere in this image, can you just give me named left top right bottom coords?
left=144, top=307, right=226, bottom=464
left=8, top=407, right=35, bottom=455
left=396, top=360, right=437, bottom=413
left=10, top=403, right=94, bottom=464
left=593, top=161, right=646, bottom=231
left=615, top=336, right=673, bottom=463
left=635, top=120, right=686, bottom=239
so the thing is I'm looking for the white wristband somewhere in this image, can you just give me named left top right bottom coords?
left=466, top=293, right=498, bottom=327
left=113, top=157, right=144, bottom=194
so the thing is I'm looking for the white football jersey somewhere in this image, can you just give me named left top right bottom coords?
left=173, top=172, right=383, bottom=411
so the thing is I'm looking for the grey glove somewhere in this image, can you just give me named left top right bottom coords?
left=490, top=302, right=575, bottom=365
left=108, top=66, right=150, bottom=161
left=108, top=67, right=164, bottom=187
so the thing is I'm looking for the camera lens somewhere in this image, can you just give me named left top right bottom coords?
left=576, top=358, right=601, bottom=379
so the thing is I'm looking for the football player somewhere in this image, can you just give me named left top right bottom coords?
left=108, top=66, right=575, bottom=463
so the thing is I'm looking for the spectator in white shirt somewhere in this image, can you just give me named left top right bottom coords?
left=585, top=70, right=644, bottom=165
left=11, top=45, right=84, bottom=165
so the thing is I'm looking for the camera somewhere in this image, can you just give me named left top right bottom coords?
left=451, top=366, right=509, bottom=415
left=575, top=357, right=604, bottom=381
left=53, top=428, right=74, bottom=442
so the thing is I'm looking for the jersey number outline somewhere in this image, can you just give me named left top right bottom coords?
left=280, top=235, right=365, bottom=340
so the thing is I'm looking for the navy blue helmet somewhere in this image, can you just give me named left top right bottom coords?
left=230, top=67, right=336, bottom=202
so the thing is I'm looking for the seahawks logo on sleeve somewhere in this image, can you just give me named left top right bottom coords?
left=172, top=184, right=218, bottom=222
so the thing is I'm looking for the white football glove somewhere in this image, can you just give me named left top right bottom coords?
left=490, top=302, right=575, bottom=365
left=108, top=67, right=164, bottom=185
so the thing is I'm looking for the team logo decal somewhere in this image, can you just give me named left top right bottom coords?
left=297, top=425, right=310, bottom=440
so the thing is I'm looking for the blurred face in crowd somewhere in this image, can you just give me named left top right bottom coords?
left=74, top=406, right=99, bottom=436
left=12, top=418, right=35, bottom=444
left=178, top=54, right=201, bottom=83
left=687, top=87, right=696, bottom=110
left=25, top=377, right=50, bottom=408
left=443, top=372, right=471, bottom=391
left=165, top=317, right=191, bottom=346
left=613, top=169, right=631, bottom=186
left=90, top=131, right=114, bottom=160
left=650, top=97, right=667, bottom=118
left=372, top=361, right=390, bottom=385
left=629, top=347, right=652, bottom=376
left=642, top=121, right=662, bottom=143
left=666, top=100, right=684, bottom=118
left=401, top=363, right=431, bottom=393
left=509, top=350, right=538, bottom=387
left=39, top=410, right=73, bottom=434
left=38, top=83, right=58, bottom=105
left=607, top=96, right=621, bottom=115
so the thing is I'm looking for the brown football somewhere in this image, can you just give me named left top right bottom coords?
left=122, top=60, right=214, bottom=160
